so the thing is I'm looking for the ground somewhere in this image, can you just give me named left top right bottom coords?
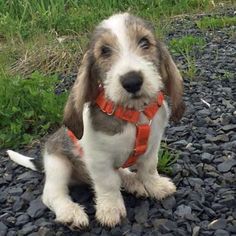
left=0, top=4, right=236, bottom=236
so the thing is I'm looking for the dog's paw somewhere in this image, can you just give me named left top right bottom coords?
left=143, top=175, right=176, bottom=200
left=119, top=169, right=148, bottom=197
left=96, top=196, right=126, bottom=227
left=55, top=202, right=89, bottom=230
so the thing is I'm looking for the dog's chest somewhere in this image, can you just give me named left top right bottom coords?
left=81, top=103, right=168, bottom=167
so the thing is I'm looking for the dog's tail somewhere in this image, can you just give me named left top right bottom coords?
left=7, top=150, right=43, bottom=172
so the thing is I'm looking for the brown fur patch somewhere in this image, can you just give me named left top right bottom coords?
left=63, top=51, right=99, bottom=139
left=157, top=42, right=185, bottom=122
left=125, top=16, right=158, bottom=62
left=90, top=28, right=119, bottom=79
left=90, top=104, right=126, bottom=135
left=45, top=127, right=76, bottom=159
left=45, top=126, right=91, bottom=184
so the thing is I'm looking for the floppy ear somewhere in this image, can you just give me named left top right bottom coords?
left=63, top=51, right=98, bottom=139
left=158, top=42, right=185, bottom=122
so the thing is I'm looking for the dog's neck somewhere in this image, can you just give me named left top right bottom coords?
left=95, top=89, right=164, bottom=123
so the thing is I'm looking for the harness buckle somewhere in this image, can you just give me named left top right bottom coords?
left=135, top=119, right=152, bottom=127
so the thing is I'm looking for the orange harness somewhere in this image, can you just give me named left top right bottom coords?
left=67, top=90, right=164, bottom=168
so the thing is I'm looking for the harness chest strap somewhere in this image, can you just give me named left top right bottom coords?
left=67, top=91, right=164, bottom=168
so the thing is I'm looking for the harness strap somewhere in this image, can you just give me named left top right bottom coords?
left=96, top=91, right=140, bottom=123
left=122, top=124, right=150, bottom=168
left=67, top=129, right=84, bottom=156
left=67, top=90, right=164, bottom=168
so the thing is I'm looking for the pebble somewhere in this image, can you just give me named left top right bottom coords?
left=27, top=197, right=47, bottom=218
left=37, top=227, right=55, bottom=236
left=134, top=201, right=149, bottom=224
left=8, top=187, right=23, bottom=195
left=201, top=153, right=214, bottom=163
left=18, top=223, right=37, bottom=235
left=214, top=229, right=230, bottom=236
left=16, top=214, right=30, bottom=226
left=208, top=219, right=227, bottom=230
left=161, top=196, right=176, bottom=210
left=174, top=204, right=192, bottom=218
left=222, top=124, right=236, bottom=131
left=192, top=226, right=200, bottom=236
left=206, top=134, right=229, bottom=142
left=0, top=222, right=8, bottom=236
left=217, top=159, right=236, bottom=172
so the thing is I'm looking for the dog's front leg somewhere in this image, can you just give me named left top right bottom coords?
left=86, top=155, right=126, bottom=227
left=136, top=144, right=176, bottom=200
left=42, top=153, right=89, bottom=229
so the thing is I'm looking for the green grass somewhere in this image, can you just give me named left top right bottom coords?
left=0, top=0, right=216, bottom=76
left=196, top=16, right=236, bottom=30
left=158, top=146, right=179, bottom=175
left=169, top=36, right=205, bottom=79
left=216, top=70, right=235, bottom=80
left=169, top=35, right=205, bottom=54
left=0, top=71, right=68, bottom=148
left=0, top=0, right=214, bottom=41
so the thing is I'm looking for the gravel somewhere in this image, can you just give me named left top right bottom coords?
left=1, top=8, right=236, bottom=236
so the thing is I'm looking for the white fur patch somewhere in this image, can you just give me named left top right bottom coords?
left=42, top=152, right=89, bottom=228
left=7, top=150, right=37, bottom=171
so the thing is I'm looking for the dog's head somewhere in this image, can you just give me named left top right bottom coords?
left=64, top=13, right=185, bottom=138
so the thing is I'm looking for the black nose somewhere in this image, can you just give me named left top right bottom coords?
left=120, top=71, right=143, bottom=94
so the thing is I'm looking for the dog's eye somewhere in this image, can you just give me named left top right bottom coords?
left=101, top=45, right=112, bottom=57
left=138, top=37, right=150, bottom=49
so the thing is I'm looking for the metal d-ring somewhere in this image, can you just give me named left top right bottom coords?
left=149, top=119, right=153, bottom=126
left=107, top=106, right=116, bottom=115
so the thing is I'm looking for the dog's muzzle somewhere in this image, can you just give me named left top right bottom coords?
left=120, top=71, right=143, bottom=94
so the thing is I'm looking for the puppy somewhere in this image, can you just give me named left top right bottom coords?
left=7, top=13, right=185, bottom=229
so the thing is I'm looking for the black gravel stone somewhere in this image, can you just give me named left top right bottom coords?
left=0, top=222, right=8, bottom=236
left=18, top=222, right=37, bottom=235
left=16, top=214, right=30, bottom=226
left=192, top=226, right=200, bottom=236
left=27, top=197, right=47, bottom=218
left=131, top=223, right=142, bottom=236
left=6, top=231, right=17, bottom=236
left=174, top=204, right=192, bottom=218
left=161, top=196, right=176, bottom=210
left=37, top=227, right=55, bottom=236
left=201, top=153, right=214, bottom=164
left=8, top=187, right=23, bottom=195
left=208, top=219, right=227, bottom=230
left=214, top=229, right=230, bottom=236
left=110, top=227, right=123, bottom=236
left=134, top=200, right=149, bottom=224
left=217, top=159, right=236, bottom=172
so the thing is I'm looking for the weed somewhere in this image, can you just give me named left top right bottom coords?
left=196, top=16, right=236, bottom=30
left=0, top=71, right=68, bottom=148
left=169, top=36, right=205, bottom=79
left=169, top=35, right=205, bottom=55
left=216, top=71, right=234, bottom=80
left=158, top=146, right=179, bottom=175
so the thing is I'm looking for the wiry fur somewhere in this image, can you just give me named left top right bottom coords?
left=7, top=13, right=185, bottom=229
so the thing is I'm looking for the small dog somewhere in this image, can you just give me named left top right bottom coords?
left=8, top=13, right=185, bottom=229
